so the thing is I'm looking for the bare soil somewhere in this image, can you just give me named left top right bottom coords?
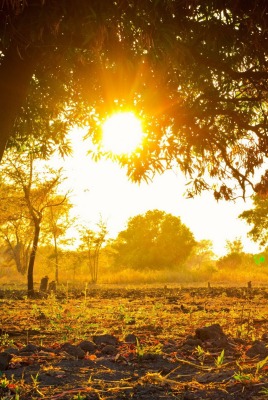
left=1, top=286, right=268, bottom=399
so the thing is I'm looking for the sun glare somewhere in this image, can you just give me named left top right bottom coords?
left=102, top=112, right=143, bottom=155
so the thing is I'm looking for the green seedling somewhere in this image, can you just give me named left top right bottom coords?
left=256, top=355, right=268, bottom=375
left=31, top=372, right=40, bottom=388
left=215, top=349, right=225, bottom=368
left=0, top=376, right=9, bottom=388
left=195, top=345, right=210, bottom=365
left=233, top=356, right=268, bottom=384
left=195, top=345, right=205, bottom=357
left=233, top=372, right=253, bottom=383
left=31, top=372, right=44, bottom=397
left=136, top=338, right=144, bottom=360
left=72, top=393, right=86, bottom=400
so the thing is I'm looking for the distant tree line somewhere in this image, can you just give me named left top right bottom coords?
left=1, top=147, right=268, bottom=288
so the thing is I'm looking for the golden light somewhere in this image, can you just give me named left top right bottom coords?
left=102, top=112, right=144, bottom=155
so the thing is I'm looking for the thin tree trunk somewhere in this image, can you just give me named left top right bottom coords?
left=93, top=247, right=100, bottom=284
left=27, top=222, right=40, bottom=297
left=53, top=235, right=59, bottom=284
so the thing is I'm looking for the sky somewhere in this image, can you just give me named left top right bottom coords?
left=53, top=127, right=262, bottom=257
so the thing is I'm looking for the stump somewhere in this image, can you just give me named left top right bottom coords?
left=39, top=276, right=49, bottom=292
left=48, top=280, right=57, bottom=293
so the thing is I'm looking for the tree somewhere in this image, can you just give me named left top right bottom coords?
left=0, top=1, right=268, bottom=199
left=217, top=237, right=244, bottom=270
left=41, top=199, right=74, bottom=284
left=79, top=220, right=108, bottom=284
left=0, top=148, right=68, bottom=296
left=112, top=209, right=196, bottom=270
left=187, top=240, right=215, bottom=269
left=239, top=195, right=268, bottom=247
left=225, top=237, right=244, bottom=255
left=0, top=183, right=32, bottom=275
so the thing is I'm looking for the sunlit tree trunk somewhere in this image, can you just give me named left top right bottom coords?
left=27, top=221, right=41, bottom=297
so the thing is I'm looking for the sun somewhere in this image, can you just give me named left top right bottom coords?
left=102, top=112, right=144, bottom=155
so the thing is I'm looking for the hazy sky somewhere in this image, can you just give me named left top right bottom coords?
left=55, top=128, right=261, bottom=257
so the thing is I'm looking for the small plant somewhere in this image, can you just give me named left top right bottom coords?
left=195, top=345, right=210, bottom=365
left=72, top=393, right=86, bottom=400
left=136, top=338, right=144, bottom=360
left=259, top=387, right=268, bottom=395
left=233, top=356, right=268, bottom=384
left=117, top=304, right=135, bottom=324
left=31, top=372, right=44, bottom=397
left=148, top=342, right=163, bottom=355
left=0, top=376, right=9, bottom=388
left=0, top=333, right=14, bottom=347
left=233, top=372, right=257, bottom=383
left=0, top=375, right=20, bottom=399
left=256, top=355, right=268, bottom=375
left=195, top=345, right=205, bottom=358
left=31, top=372, right=40, bottom=387
left=215, top=349, right=225, bottom=368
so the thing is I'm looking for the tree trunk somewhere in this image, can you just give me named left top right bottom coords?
left=0, top=44, right=36, bottom=160
left=93, top=246, right=100, bottom=284
left=27, top=222, right=41, bottom=297
left=53, top=235, right=59, bottom=284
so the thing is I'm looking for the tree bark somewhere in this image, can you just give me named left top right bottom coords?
left=27, top=221, right=40, bottom=297
left=0, top=44, right=36, bottom=160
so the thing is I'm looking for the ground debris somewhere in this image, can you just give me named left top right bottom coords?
left=1, top=286, right=268, bottom=399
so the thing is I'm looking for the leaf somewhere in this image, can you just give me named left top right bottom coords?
left=85, top=354, right=97, bottom=360
left=215, top=349, right=225, bottom=367
left=256, top=355, right=268, bottom=372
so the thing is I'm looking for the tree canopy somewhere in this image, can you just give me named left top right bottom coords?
left=239, top=195, right=268, bottom=247
left=0, top=148, right=68, bottom=295
left=112, top=209, right=196, bottom=270
left=79, top=220, right=108, bottom=283
left=1, top=0, right=268, bottom=199
left=216, top=237, right=245, bottom=271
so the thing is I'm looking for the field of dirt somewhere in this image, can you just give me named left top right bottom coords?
left=1, top=285, right=268, bottom=399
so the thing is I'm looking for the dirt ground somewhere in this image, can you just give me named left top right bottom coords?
left=1, top=285, right=268, bottom=399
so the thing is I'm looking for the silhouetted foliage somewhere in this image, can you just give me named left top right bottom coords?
left=239, top=194, right=268, bottom=247
left=0, top=0, right=267, bottom=198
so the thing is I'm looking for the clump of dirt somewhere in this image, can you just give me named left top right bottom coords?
left=195, top=323, right=229, bottom=346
